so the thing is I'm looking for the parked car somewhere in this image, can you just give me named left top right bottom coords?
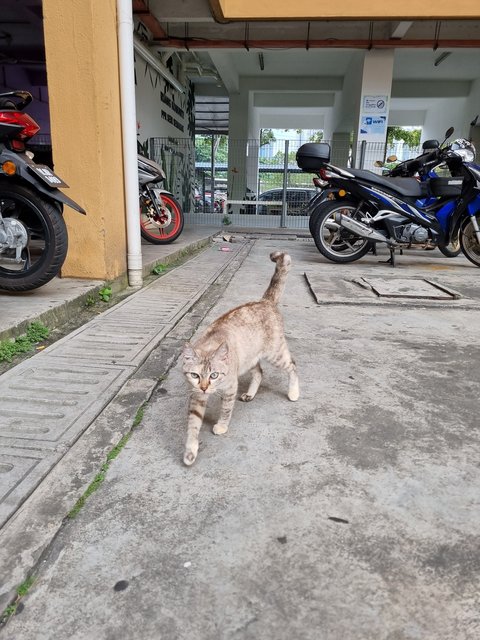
left=254, top=187, right=316, bottom=215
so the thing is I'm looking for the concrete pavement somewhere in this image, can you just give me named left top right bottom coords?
left=0, top=226, right=220, bottom=343
left=1, top=236, right=480, bottom=639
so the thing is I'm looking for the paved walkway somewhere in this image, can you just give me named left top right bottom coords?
left=1, top=237, right=480, bottom=638
left=0, top=226, right=220, bottom=342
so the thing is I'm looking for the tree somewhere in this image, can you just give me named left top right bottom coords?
left=308, top=131, right=324, bottom=142
left=260, top=129, right=276, bottom=146
left=387, top=126, right=421, bottom=147
left=195, top=134, right=229, bottom=163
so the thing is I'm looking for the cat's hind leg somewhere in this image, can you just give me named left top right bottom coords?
left=240, top=363, right=263, bottom=402
left=266, top=340, right=299, bottom=401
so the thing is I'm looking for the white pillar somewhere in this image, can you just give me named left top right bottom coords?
left=227, top=85, right=250, bottom=213
left=354, top=50, right=394, bottom=170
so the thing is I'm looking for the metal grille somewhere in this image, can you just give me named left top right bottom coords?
left=148, top=135, right=422, bottom=229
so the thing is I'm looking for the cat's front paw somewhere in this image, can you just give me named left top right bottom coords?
left=288, top=388, right=299, bottom=401
left=240, top=393, right=254, bottom=402
left=213, top=423, right=229, bottom=435
left=288, top=380, right=300, bottom=402
left=183, top=449, right=197, bottom=466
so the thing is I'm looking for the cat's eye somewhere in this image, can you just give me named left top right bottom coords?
left=190, top=373, right=200, bottom=379
left=210, top=372, right=219, bottom=379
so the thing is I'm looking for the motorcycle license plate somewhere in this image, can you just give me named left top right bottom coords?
left=28, top=164, right=68, bottom=188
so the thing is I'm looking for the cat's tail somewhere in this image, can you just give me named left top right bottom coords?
left=262, top=251, right=292, bottom=305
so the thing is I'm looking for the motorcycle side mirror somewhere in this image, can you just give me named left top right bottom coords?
left=444, top=126, right=454, bottom=140
left=471, top=115, right=479, bottom=127
left=422, top=139, right=439, bottom=150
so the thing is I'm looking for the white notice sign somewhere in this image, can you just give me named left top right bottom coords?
left=362, top=95, right=388, bottom=114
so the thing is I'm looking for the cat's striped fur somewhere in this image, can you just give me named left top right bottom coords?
left=182, top=251, right=299, bottom=466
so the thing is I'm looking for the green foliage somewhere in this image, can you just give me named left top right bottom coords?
left=132, top=403, right=146, bottom=428
left=85, top=294, right=96, bottom=307
left=26, top=321, right=49, bottom=343
left=16, top=576, right=35, bottom=598
left=308, top=131, right=324, bottom=142
left=98, top=287, right=112, bottom=302
left=67, top=402, right=146, bottom=519
left=260, top=129, right=276, bottom=146
left=152, top=264, right=167, bottom=275
left=387, top=126, right=421, bottom=148
left=0, top=322, right=49, bottom=362
left=222, top=215, right=232, bottom=225
left=0, top=576, right=35, bottom=623
left=195, top=134, right=229, bottom=163
left=260, top=150, right=298, bottom=166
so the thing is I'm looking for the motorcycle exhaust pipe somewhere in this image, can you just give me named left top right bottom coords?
left=335, top=213, right=394, bottom=245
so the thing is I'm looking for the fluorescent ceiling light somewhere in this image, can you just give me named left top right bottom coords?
left=434, top=51, right=452, bottom=67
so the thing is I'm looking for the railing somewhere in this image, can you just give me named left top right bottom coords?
left=148, top=136, right=422, bottom=229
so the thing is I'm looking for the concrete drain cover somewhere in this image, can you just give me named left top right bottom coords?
left=358, top=277, right=461, bottom=300
left=304, top=272, right=463, bottom=305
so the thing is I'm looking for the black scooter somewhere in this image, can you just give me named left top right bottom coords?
left=0, top=90, right=85, bottom=292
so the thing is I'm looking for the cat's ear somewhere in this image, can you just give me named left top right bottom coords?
left=213, top=341, right=229, bottom=363
left=183, top=342, right=198, bottom=362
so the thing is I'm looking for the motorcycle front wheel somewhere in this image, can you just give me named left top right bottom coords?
left=311, top=199, right=372, bottom=263
left=140, top=191, right=184, bottom=244
left=460, top=215, right=480, bottom=266
left=438, top=236, right=461, bottom=258
left=0, top=182, right=68, bottom=292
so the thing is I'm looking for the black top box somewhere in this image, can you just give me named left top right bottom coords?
left=296, top=143, right=331, bottom=171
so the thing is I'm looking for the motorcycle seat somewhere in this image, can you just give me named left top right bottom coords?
left=349, top=169, right=423, bottom=197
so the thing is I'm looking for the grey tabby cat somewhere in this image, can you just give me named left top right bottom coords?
left=182, top=251, right=299, bottom=466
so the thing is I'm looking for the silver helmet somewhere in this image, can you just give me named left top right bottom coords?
left=448, top=138, right=476, bottom=163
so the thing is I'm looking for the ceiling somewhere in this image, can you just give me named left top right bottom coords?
left=0, top=0, right=45, bottom=86
left=135, top=0, right=480, bottom=133
left=2, top=1, right=480, bottom=134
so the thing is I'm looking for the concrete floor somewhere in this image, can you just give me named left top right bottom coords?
left=2, top=238, right=480, bottom=639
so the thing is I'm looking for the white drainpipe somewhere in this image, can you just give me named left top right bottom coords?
left=117, top=0, right=143, bottom=287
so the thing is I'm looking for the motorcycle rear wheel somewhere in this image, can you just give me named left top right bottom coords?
left=311, top=200, right=372, bottom=263
left=0, top=182, right=68, bottom=292
left=460, top=215, right=480, bottom=266
left=140, top=192, right=184, bottom=244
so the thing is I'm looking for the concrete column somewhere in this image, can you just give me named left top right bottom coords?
left=43, top=0, right=127, bottom=280
left=330, top=52, right=363, bottom=167
left=331, top=132, right=351, bottom=166
left=353, top=50, right=394, bottom=169
left=227, top=87, right=250, bottom=213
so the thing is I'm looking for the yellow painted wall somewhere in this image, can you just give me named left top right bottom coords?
left=42, top=0, right=127, bottom=280
left=212, top=0, right=479, bottom=20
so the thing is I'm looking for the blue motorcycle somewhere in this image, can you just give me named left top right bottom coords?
left=306, top=134, right=455, bottom=252
left=297, top=134, right=479, bottom=266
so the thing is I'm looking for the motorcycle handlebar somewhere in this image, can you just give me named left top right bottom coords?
left=388, top=149, right=441, bottom=177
